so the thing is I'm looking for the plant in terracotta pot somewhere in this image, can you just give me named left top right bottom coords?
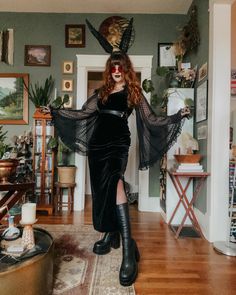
left=25, top=75, right=54, bottom=108
left=24, top=75, right=69, bottom=109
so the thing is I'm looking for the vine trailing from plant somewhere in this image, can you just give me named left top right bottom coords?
left=47, top=136, right=72, bottom=166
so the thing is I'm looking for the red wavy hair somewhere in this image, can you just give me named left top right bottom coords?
left=99, top=53, right=142, bottom=107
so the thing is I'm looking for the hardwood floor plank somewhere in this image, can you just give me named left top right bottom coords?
left=36, top=197, right=236, bottom=295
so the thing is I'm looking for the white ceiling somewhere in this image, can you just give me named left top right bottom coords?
left=0, top=0, right=193, bottom=14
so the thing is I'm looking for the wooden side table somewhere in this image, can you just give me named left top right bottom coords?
left=167, top=170, right=209, bottom=239
left=54, top=182, right=76, bottom=213
left=0, top=182, right=35, bottom=221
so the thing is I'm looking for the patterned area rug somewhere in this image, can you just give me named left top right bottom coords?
left=36, top=224, right=135, bottom=295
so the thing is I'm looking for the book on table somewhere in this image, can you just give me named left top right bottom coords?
left=176, top=163, right=204, bottom=172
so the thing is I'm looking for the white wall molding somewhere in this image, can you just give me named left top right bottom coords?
left=206, top=1, right=232, bottom=241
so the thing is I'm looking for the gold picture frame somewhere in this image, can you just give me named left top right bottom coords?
left=62, top=61, right=73, bottom=74
left=62, top=79, right=73, bottom=92
left=0, top=73, right=29, bottom=124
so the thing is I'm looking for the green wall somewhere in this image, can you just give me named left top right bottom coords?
left=187, top=0, right=209, bottom=213
left=0, top=12, right=187, bottom=140
left=2, top=11, right=211, bottom=204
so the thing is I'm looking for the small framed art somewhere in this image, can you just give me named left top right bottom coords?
left=158, top=43, right=176, bottom=68
left=64, top=95, right=73, bottom=109
left=196, top=80, right=208, bottom=123
left=62, top=79, right=73, bottom=92
left=24, top=45, right=51, bottom=66
left=65, top=24, right=85, bottom=48
left=198, top=62, right=208, bottom=82
left=62, top=61, right=73, bottom=74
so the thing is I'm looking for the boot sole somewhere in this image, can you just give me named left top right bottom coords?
left=93, top=242, right=120, bottom=255
left=119, top=240, right=140, bottom=286
left=119, top=267, right=138, bottom=286
left=93, top=247, right=111, bottom=255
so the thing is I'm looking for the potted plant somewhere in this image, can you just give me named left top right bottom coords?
left=142, top=66, right=195, bottom=118
left=24, top=75, right=69, bottom=109
left=48, top=137, right=76, bottom=184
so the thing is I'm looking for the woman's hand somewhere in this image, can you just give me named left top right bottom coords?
left=181, top=106, right=191, bottom=118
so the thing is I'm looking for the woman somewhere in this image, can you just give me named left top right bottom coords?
left=51, top=19, right=190, bottom=287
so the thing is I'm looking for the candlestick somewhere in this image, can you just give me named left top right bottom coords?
left=22, top=224, right=35, bottom=249
left=21, top=203, right=36, bottom=224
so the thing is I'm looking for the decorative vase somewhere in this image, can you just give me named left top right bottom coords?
left=0, top=159, right=19, bottom=183
left=174, top=154, right=202, bottom=163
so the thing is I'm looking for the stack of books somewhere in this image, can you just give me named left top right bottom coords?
left=176, top=163, right=204, bottom=173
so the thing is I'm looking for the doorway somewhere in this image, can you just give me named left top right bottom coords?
left=74, top=54, right=156, bottom=212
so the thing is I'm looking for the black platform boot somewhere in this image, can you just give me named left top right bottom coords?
left=93, top=232, right=120, bottom=255
left=116, top=203, right=140, bottom=286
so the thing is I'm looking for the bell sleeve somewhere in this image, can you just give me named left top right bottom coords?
left=135, top=94, right=184, bottom=170
left=51, top=91, right=99, bottom=155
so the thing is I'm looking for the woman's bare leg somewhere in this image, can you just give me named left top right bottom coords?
left=116, top=179, right=127, bottom=204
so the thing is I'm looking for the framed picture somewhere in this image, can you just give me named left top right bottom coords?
left=24, top=45, right=51, bottom=66
left=62, top=79, right=73, bottom=92
left=65, top=24, right=85, bottom=48
left=196, top=80, right=208, bottom=123
left=158, top=43, right=176, bottom=68
left=231, top=69, right=236, bottom=96
left=63, top=95, right=73, bottom=109
left=62, top=61, right=74, bottom=74
left=198, top=62, right=208, bottom=82
left=0, top=73, right=29, bottom=124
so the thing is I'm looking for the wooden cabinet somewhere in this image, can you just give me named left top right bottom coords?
left=32, top=109, right=55, bottom=215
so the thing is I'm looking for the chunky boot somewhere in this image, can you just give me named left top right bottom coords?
left=116, top=203, right=140, bottom=286
left=93, top=232, right=120, bottom=255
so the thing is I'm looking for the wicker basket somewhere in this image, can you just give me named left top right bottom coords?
left=57, top=166, right=77, bottom=184
left=174, top=154, right=202, bottom=163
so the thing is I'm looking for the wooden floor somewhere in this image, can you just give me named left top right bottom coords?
left=38, top=197, right=236, bottom=295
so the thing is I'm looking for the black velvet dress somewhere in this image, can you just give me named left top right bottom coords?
left=52, top=88, right=184, bottom=232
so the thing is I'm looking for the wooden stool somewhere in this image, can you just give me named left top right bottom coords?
left=54, top=182, right=76, bottom=213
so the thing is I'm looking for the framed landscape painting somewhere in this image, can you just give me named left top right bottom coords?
left=0, top=73, right=29, bottom=124
left=24, top=45, right=51, bottom=66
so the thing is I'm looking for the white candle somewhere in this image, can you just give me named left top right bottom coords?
left=21, top=203, right=36, bottom=224
left=54, top=88, right=57, bottom=100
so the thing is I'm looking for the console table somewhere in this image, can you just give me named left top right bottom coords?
left=167, top=170, right=209, bottom=239
left=0, top=182, right=34, bottom=221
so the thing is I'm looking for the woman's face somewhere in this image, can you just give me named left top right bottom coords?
left=111, top=64, right=124, bottom=83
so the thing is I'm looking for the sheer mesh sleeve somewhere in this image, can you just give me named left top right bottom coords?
left=135, top=94, right=184, bottom=170
left=52, top=91, right=99, bottom=155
